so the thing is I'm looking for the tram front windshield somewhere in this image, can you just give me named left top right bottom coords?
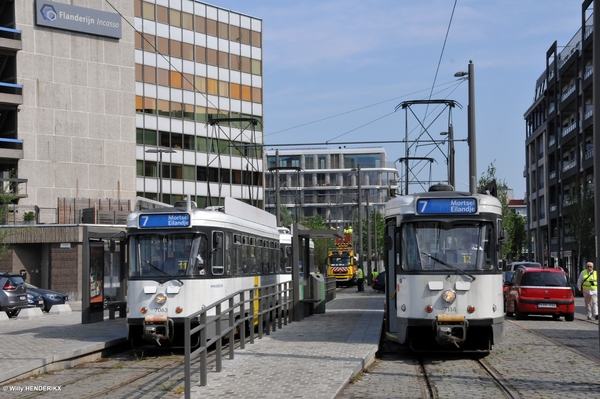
left=129, top=233, right=208, bottom=278
left=401, top=222, right=494, bottom=271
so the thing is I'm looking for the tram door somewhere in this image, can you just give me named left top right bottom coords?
left=384, top=219, right=397, bottom=334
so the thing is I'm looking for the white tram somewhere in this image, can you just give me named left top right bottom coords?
left=383, top=186, right=506, bottom=352
left=126, top=197, right=290, bottom=346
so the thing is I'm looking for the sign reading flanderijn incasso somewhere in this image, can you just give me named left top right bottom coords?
left=34, top=0, right=122, bottom=40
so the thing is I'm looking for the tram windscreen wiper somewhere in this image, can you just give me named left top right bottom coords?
left=420, top=252, right=476, bottom=281
left=144, top=260, right=184, bottom=285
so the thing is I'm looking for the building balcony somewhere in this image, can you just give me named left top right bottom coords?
left=0, top=27, right=21, bottom=51
left=0, top=82, right=23, bottom=105
left=561, top=122, right=576, bottom=137
left=562, top=159, right=576, bottom=172
left=560, top=85, right=576, bottom=103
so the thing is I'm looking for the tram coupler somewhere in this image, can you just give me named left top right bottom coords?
left=433, top=314, right=468, bottom=347
left=143, top=314, right=173, bottom=344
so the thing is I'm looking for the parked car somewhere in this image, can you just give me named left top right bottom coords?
left=27, top=290, right=44, bottom=309
left=0, top=272, right=28, bottom=317
left=505, top=267, right=574, bottom=321
left=25, top=283, right=69, bottom=312
left=372, top=271, right=386, bottom=292
left=502, top=271, right=515, bottom=311
left=505, top=261, right=542, bottom=271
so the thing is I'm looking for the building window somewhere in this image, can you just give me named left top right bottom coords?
left=142, top=2, right=155, bottom=20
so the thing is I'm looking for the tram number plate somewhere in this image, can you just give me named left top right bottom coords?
left=538, top=303, right=556, bottom=308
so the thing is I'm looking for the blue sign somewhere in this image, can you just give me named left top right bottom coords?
left=35, top=0, right=122, bottom=39
left=139, top=213, right=191, bottom=228
left=416, top=198, right=477, bottom=214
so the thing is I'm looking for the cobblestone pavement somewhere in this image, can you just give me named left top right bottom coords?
left=337, top=315, right=600, bottom=399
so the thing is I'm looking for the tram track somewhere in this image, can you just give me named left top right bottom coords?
left=8, top=343, right=224, bottom=399
left=416, top=354, right=521, bottom=399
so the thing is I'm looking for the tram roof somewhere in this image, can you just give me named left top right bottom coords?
left=127, top=197, right=280, bottom=237
left=385, top=191, right=503, bottom=218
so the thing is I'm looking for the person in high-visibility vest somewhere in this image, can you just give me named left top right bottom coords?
left=356, top=267, right=364, bottom=292
left=577, top=262, right=598, bottom=320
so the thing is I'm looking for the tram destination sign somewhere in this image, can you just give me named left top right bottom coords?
left=416, top=198, right=477, bottom=214
left=139, top=213, right=191, bottom=228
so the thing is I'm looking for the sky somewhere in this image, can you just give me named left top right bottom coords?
left=214, top=0, right=584, bottom=198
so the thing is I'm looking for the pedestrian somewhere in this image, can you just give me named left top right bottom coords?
left=356, top=267, right=364, bottom=292
left=577, top=262, right=598, bottom=320
left=372, top=269, right=379, bottom=282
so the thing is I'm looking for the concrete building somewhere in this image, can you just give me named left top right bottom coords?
left=523, top=0, right=594, bottom=279
left=265, top=147, right=399, bottom=229
left=0, top=0, right=264, bottom=304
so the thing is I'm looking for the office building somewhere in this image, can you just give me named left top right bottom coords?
left=265, top=147, right=399, bottom=228
left=135, top=0, right=265, bottom=208
left=1, top=0, right=264, bottom=302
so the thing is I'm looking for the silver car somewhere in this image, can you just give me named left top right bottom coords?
left=0, top=273, right=28, bottom=317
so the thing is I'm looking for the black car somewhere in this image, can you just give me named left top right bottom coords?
left=0, top=272, right=28, bottom=317
left=372, top=271, right=386, bottom=292
left=25, top=283, right=69, bottom=312
left=27, top=290, right=44, bottom=309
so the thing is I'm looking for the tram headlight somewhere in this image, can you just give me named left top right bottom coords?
left=443, top=290, right=456, bottom=304
left=141, top=307, right=148, bottom=314
left=155, top=293, right=167, bottom=305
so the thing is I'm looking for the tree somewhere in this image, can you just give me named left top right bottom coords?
left=302, top=214, right=334, bottom=271
left=477, top=161, right=526, bottom=261
left=279, top=205, right=294, bottom=228
left=564, top=181, right=595, bottom=275
left=504, top=212, right=526, bottom=260
left=0, top=171, right=20, bottom=262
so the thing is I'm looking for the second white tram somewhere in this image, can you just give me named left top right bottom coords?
left=383, top=187, right=506, bottom=352
left=126, top=197, right=290, bottom=347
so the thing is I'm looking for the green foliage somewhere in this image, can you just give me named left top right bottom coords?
left=23, top=211, right=35, bottom=221
left=0, top=170, right=20, bottom=261
left=477, top=161, right=526, bottom=261
left=504, top=212, right=526, bottom=260
left=352, top=208, right=385, bottom=260
left=279, top=205, right=294, bottom=228
left=301, top=214, right=334, bottom=270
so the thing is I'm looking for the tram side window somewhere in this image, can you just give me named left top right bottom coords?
left=225, top=232, right=232, bottom=275
left=255, top=242, right=262, bottom=274
left=263, top=241, right=270, bottom=273
left=281, top=245, right=291, bottom=273
left=233, top=234, right=242, bottom=275
left=270, top=241, right=278, bottom=273
left=212, top=231, right=224, bottom=275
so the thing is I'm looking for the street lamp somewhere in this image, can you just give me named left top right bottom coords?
left=455, top=60, right=476, bottom=194
left=440, top=124, right=455, bottom=189
left=145, top=148, right=176, bottom=203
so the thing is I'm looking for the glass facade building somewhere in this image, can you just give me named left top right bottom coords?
left=134, top=0, right=265, bottom=207
left=265, top=147, right=399, bottom=228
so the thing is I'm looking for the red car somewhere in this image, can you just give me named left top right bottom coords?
left=505, top=267, right=574, bottom=321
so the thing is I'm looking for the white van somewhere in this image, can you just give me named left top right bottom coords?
left=504, top=261, right=542, bottom=272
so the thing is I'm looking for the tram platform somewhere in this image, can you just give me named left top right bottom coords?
left=189, top=288, right=385, bottom=399
left=0, top=288, right=384, bottom=397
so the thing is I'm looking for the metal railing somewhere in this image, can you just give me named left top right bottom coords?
left=183, top=281, right=293, bottom=398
